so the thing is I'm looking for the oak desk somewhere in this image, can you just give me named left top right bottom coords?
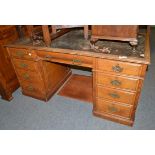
left=6, top=27, right=150, bottom=126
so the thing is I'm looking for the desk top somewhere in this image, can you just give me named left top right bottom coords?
left=6, top=27, right=150, bottom=64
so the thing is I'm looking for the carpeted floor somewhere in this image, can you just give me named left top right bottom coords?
left=0, top=28, right=155, bottom=130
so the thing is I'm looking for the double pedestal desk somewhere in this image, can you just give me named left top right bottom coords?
left=6, top=27, right=150, bottom=126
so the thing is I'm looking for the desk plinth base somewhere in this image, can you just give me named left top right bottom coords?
left=93, top=110, right=134, bottom=126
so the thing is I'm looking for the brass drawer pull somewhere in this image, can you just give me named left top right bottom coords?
left=111, top=80, right=121, bottom=86
left=72, top=59, right=82, bottom=64
left=23, top=73, right=30, bottom=80
left=16, top=51, right=25, bottom=57
left=45, top=55, right=52, bottom=59
left=109, top=93, right=120, bottom=98
left=108, top=106, right=118, bottom=113
left=19, top=63, right=28, bottom=68
left=112, top=64, right=123, bottom=73
left=27, top=85, right=34, bottom=91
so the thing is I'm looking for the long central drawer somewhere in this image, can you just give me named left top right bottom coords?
left=37, top=50, right=93, bottom=68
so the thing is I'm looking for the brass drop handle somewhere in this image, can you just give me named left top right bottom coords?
left=16, top=51, right=25, bottom=57
left=72, top=59, right=82, bottom=65
left=112, top=64, right=123, bottom=73
left=20, top=63, right=28, bottom=68
left=111, top=80, right=121, bottom=86
left=108, top=106, right=118, bottom=113
left=109, top=93, right=120, bottom=99
left=23, top=73, right=30, bottom=79
left=27, top=85, right=34, bottom=91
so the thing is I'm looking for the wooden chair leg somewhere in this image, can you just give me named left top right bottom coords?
left=51, top=26, right=57, bottom=34
left=42, top=25, right=51, bottom=47
left=26, top=25, right=34, bottom=38
left=84, top=25, right=88, bottom=39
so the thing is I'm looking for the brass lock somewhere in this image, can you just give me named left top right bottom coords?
left=111, top=80, right=121, bottom=86
left=20, top=63, right=28, bottom=68
left=108, top=106, right=118, bottom=113
left=109, top=92, right=120, bottom=99
left=23, top=73, right=30, bottom=80
left=16, top=51, right=24, bottom=57
left=112, top=64, right=123, bottom=73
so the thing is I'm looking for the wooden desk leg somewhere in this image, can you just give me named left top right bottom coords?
left=42, top=25, right=51, bottom=47
left=84, top=25, right=88, bottom=40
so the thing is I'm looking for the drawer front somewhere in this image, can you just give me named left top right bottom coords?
left=97, top=86, right=136, bottom=105
left=21, top=81, right=45, bottom=97
left=96, top=72, right=140, bottom=91
left=73, top=55, right=93, bottom=68
left=97, top=59, right=143, bottom=76
left=16, top=68, right=43, bottom=83
left=37, top=51, right=93, bottom=68
left=37, top=51, right=74, bottom=64
left=9, top=48, right=37, bottom=60
left=95, top=98, right=132, bottom=118
left=12, top=58, right=39, bottom=71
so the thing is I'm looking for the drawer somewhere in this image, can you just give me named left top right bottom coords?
left=97, top=86, right=136, bottom=105
left=21, top=81, right=46, bottom=97
left=16, top=68, right=43, bottom=83
left=37, top=51, right=93, bottom=68
left=37, top=51, right=73, bottom=64
left=97, top=59, right=143, bottom=76
left=12, top=58, right=39, bottom=71
left=96, top=72, right=140, bottom=91
left=73, top=55, right=93, bottom=68
left=8, top=48, right=37, bottom=60
left=95, top=98, right=132, bottom=118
